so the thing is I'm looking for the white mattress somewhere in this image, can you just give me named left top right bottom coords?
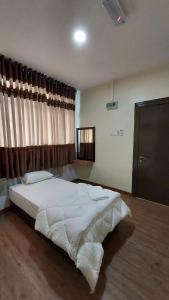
left=9, top=177, right=79, bottom=219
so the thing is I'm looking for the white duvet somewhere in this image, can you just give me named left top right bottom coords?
left=35, top=182, right=130, bottom=292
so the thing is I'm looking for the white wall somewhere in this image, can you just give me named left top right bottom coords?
left=75, top=65, right=169, bottom=192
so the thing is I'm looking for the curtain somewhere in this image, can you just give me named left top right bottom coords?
left=0, top=55, right=76, bottom=178
left=80, top=129, right=94, bottom=143
left=77, top=128, right=95, bottom=161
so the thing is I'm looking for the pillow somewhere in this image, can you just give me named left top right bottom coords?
left=22, top=171, right=54, bottom=184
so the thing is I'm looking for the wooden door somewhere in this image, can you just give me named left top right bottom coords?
left=132, top=98, right=169, bottom=205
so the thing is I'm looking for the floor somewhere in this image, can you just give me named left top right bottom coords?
left=0, top=194, right=169, bottom=300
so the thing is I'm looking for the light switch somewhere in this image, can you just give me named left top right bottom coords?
left=119, top=129, right=124, bottom=136
left=110, top=129, right=124, bottom=136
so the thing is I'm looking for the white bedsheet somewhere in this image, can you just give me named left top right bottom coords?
left=9, top=178, right=79, bottom=219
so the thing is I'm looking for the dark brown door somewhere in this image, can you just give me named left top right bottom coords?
left=132, top=98, right=169, bottom=206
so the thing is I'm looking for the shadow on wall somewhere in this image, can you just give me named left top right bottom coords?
left=59, top=164, right=77, bottom=181
left=74, top=160, right=93, bottom=180
left=0, top=178, right=12, bottom=210
left=0, top=178, right=18, bottom=210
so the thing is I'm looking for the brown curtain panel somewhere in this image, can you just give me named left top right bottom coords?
left=0, top=55, right=76, bottom=178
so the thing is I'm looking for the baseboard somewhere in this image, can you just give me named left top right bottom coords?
left=72, top=178, right=132, bottom=196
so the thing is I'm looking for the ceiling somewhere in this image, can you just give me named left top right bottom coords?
left=0, top=0, right=169, bottom=90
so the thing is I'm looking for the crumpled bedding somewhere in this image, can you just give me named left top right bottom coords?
left=35, top=183, right=130, bottom=292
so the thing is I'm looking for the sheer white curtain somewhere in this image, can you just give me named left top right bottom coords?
left=80, top=128, right=94, bottom=143
left=0, top=93, right=74, bottom=147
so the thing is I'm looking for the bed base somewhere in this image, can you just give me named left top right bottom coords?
left=11, top=201, right=121, bottom=233
left=10, top=202, right=35, bottom=228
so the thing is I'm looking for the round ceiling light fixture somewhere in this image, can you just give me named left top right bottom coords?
left=73, top=29, right=87, bottom=45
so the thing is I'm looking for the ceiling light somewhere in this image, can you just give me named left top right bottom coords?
left=73, top=29, right=87, bottom=45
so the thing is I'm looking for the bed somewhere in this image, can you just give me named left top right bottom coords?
left=9, top=176, right=130, bottom=292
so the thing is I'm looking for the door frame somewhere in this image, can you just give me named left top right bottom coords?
left=132, top=97, right=169, bottom=196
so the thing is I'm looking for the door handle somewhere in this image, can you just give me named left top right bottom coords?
left=139, top=155, right=147, bottom=164
left=139, top=155, right=146, bottom=160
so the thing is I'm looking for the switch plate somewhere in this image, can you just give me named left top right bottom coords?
left=110, top=129, right=124, bottom=136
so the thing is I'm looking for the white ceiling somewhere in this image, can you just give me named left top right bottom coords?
left=0, top=0, right=169, bottom=89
